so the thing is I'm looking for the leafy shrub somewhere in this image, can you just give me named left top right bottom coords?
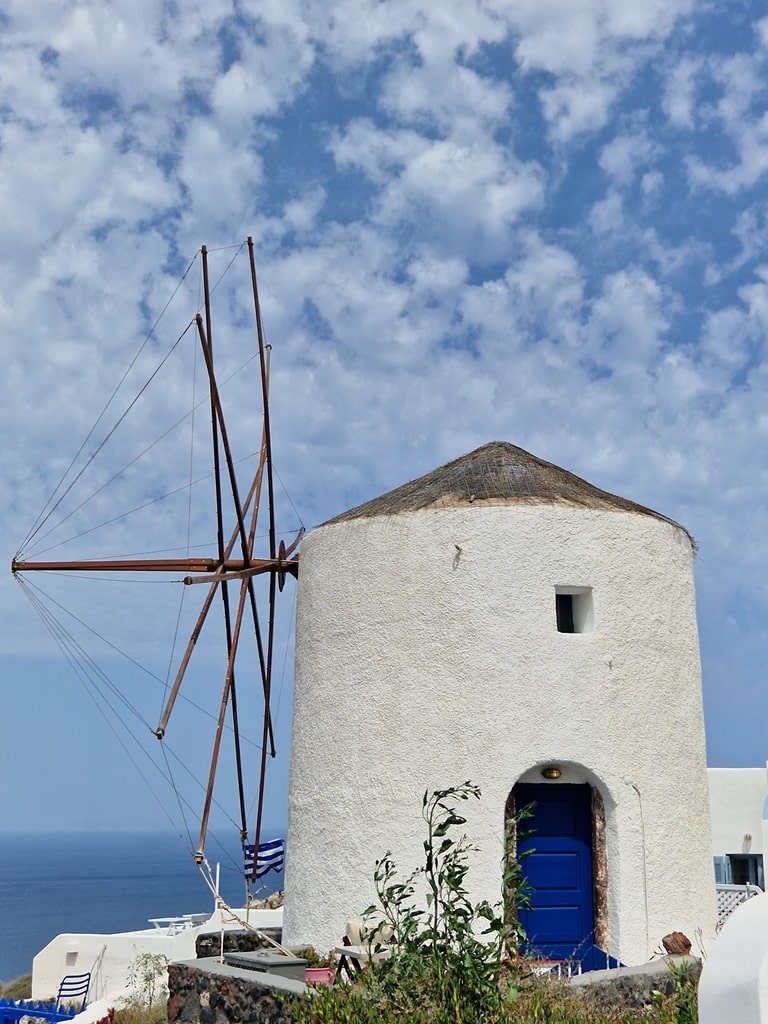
left=364, top=783, right=522, bottom=1024
left=124, top=951, right=169, bottom=1008
left=651, top=959, right=699, bottom=1024
left=296, top=947, right=337, bottom=969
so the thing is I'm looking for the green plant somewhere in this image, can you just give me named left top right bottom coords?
left=124, top=951, right=169, bottom=1008
left=297, top=947, right=337, bottom=969
left=369, top=783, right=523, bottom=1023
left=291, top=983, right=397, bottom=1024
left=296, top=947, right=322, bottom=967
left=292, top=782, right=532, bottom=1024
left=651, top=959, right=700, bottom=1024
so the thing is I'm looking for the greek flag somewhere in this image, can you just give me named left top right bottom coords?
left=244, top=838, right=285, bottom=879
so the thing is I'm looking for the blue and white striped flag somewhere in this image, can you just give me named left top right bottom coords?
left=244, top=838, right=285, bottom=879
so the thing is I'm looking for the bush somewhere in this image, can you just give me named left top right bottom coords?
left=0, top=975, right=32, bottom=1000
left=651, top=959, right=699, bottom=1024
left=123, top=951, right=169, bottom=1008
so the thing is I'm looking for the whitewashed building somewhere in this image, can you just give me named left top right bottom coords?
left=708, top=766, right=768, bottom=889
left=283, top=441, right=717, bottom=967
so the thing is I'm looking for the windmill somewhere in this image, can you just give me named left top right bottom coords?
left=12, top=238, right=301, bottom=898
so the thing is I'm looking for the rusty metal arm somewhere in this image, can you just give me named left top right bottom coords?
left=10, top=556, right=289, bottom=574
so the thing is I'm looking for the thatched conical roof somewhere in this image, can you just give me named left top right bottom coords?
left=322, top=441, right=684, bottom=532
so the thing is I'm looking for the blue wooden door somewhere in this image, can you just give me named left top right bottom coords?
left=515, top=783, right=595, bottom=970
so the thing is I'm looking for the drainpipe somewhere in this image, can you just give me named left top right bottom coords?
left=626, top=779, right=650, bottom=959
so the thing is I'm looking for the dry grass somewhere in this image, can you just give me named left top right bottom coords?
left=112, top=1001, right=168, bottom=1024
left=0, top=975, right=32, bottom=1000
left=508, top=981, right=672, bottom=1023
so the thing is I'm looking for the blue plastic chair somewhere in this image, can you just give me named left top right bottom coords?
left=0, top=973, right=90, bottom=1024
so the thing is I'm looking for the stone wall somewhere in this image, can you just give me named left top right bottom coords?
left=570, top=955, right=701, bottom=1011
left=167, top=960, right=305, bottom=1024
left=195, top=931, right=283, bottom=960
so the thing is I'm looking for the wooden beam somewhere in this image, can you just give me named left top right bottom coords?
left=11, top=556, right=298, bottom=575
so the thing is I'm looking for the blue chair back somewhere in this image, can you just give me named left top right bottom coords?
left=0, top=973, right=90, bottom=1024
left=56, top=973, right=90, bottom=1011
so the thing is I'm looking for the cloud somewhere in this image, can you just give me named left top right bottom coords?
left=4, top=0, right=768, bottom=839
left=662, top=57, right=702, bottom=129
left=684, top=42, right=768, bottom=194
left=588, top=265, right=670, bottom=365
left=539, top=76, right=620, bottom=141
left=508, top=0, right=695, bottom=139
left=599, top=130, right=659, bottom=185
left=380, top=57, right=513, bottom=136
left=330, top=121, right=543, bottom=259
left=210, top=26, right=315, bottom=123
left=306, top=0, right=508, bottom=65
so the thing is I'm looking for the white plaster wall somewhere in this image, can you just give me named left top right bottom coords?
left=32, top=908, right=283, bottom=1004
left=283, top=503, right=716, bottom=965
left=708, top=767, right=768, bottom=857
left=34, top=931, right=198, bottom=1005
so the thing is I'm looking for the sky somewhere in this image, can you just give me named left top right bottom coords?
left=1, top=0, right=768, bottom=853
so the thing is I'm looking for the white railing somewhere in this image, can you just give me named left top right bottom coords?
left=716, top=883, right=762, bottom=929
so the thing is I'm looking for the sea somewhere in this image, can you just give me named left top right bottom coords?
left=0, top=830, right=285, bottom=984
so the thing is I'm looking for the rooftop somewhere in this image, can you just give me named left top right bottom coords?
left=323, top=441, right=685, bottom=534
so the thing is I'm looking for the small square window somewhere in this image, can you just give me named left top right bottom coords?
left=555, top=587, right=594, bottom=633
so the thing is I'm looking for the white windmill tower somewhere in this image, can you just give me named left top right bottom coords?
left=282, top=441, right=716, bottom=968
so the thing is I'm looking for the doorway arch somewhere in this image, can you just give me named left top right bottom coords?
left=506, top=779, right=609, bottom=971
